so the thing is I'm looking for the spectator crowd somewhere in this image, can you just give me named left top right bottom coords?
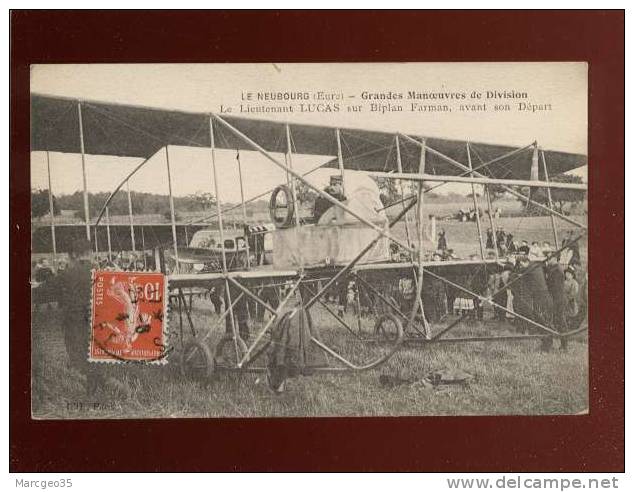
left=417, top=228, right=587, bottom=351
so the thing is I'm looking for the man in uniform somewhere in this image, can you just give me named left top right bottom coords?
left=545, top=254, right=568, bottom=351
left=511, top=256, right=552, bottom=334
left=485, top=228, right=495, bottom=250
left=512, top=255, right=554, bottom=350
left=426, top=253, right=448, bottom=322
left=471, top=266, right=490, bottom=322
left=496, top=227, right=507, bottom=255
left=437, top=229, right=448, bottom=252
left=525, top=257, right=554, bottom=340
left=509, top=256, right=534, bottom=335
left=313, top=175, right=346, bottom=223
left=489, top=262, right=509, bottom=321
left=506, top=233, right=516, bottom=253
left=52, top=238, right=111, bottom=395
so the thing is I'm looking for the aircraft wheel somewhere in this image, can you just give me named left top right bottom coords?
left=180, top=339, right=214, bottom=380
left=269, top=184, right=295, bottom=228
left=213, top=335, right=248, bottom=369
left=374, top=313, right=403, bottom=342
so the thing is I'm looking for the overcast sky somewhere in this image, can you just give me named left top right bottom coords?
left=31, top=63, right=587, bottom=202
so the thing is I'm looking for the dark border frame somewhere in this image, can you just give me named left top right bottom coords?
left=10, top=10, right=624, bottom=472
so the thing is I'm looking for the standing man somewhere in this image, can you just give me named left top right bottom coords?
left=564, top=267, right=580, bottom=328
left=485, top=228, right=494, bottom=250
left=496, top=227, right=507, bottom=254
left=471, top=266, right=489, bottom=322
left=56, top=239, right=94, bottom=381
left=545, top=254, right=568, bottom=351
left=426, top=254, right=448, bottom=322
left=509, top=256, right=534, bottom=335
left=52, top=238, right=111, bottom=395
left=510, top=255, right=553, bottom=346
left=523, top=257, right=554, bottom=350
left=492, top=263, right=513, bottom=321
left=505, top=233, right=515, bottom=253
left=437, top=229, right=448, bottom=252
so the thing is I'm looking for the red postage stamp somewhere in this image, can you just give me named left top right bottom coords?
left=90, top=271, right=168, bottom=364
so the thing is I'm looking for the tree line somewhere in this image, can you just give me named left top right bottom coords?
left=296, top=173, right=584, bottom=212
left=31, top=189, right=225, bottom=219
left=32, top=172, right=585, bottom=220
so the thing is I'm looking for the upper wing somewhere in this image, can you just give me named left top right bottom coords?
left=31, top=94, right=587, bottom=178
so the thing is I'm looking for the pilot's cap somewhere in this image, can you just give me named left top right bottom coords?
left=330, top=175, right=343, bottom=184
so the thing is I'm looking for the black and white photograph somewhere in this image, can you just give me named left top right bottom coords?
left=29, top=62, right=589, bottom=418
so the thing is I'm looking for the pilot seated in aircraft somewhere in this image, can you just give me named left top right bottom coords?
left=313, top=175, right=346, bottom=223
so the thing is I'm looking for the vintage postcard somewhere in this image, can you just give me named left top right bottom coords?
left=30, top=62, right=588, bottom=418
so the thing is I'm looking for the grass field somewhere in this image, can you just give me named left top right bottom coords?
left=31, top=297, right=588, bottom=419
left=393, top=214, right=587, bottom=260
left=31, top=214, right=588, bottom=419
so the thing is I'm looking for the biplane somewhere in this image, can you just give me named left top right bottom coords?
left=31, top=94, right=588, bottom=388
